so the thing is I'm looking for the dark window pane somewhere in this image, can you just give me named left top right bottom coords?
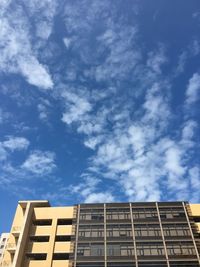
left=57, top=219, right=72, bottom=225
left=33, top=220, right=52, bottom=226
left=30, top=236, right=49, bottom=242
left=53, top=253, right=69, bottom=260
left=26, top=253, right=47, bottom=260
left=55, top=235, right=71, bottom=241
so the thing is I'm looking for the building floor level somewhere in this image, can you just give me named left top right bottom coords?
left=0, top=201, right=200, bottom=267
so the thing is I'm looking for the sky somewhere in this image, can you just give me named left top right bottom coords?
left=0, top=0, right=200, bottom=232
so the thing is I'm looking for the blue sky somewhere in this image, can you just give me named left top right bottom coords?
left=0, top=0, right=200, bottom=232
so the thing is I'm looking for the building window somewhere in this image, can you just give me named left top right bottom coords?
left=107, top=244, right=120, bottom=256
left=163, top=224, right=191, bottom=237
left=79, top=226, right=104, bottom=238
left=106, top=208, right=130, bottom=220
left=91, top=214, right=104, bottom=221
left=30, top=236, right=49, bottom=242
left=106, top=224, right=132, bottom=238
left=53, top=253, right=69, bottom=260
left=55, top=235, right=71, bottom=241
left=77, top=244, right=90, bottom=256
left=26, top=253, right=47, bottom=260
left=137, top=243, right=164, bottom=256
left=167, top=242, right=196, bottom=256
left=134, top=224, right=161, bottom=237
left=57, top=219, right=72, bottom=225
left=79, top=209, right=104, bottom=221
left=91, top=244, right=104, bottom=256
left=120, top=245, right=134, bottom=256
left=159, top=207, right=186, bottom=220
left=33, top=219, right=52, bottom=226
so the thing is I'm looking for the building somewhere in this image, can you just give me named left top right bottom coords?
left=1, top=201, right=200, bottom=267
left=0, top=233, right=9, bottom=264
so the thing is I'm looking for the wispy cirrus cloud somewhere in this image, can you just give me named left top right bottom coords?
left=0, top=136, right=29, bottom=161
left=0, top=135, right=56, bottom=194
left=0, top=0, right=54, bottom=89
left=61, top=91, right=92, bottom=125
left=21, top=150, right=56, bottom=175
left=185, top=72, right=200, bottom=105
left=2, top=136, right=30, bottom=151
left=60, top=1, right=200, bottom=203
left=0, top=0, right=199, bottom=206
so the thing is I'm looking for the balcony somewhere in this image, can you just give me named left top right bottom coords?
left=52, top=260, right=70, bottom=267
left=31, top=225, right=52, bottom=236
left=6, top=243, right=16, bottom=253
left=12, top=226, right=21, bottom=236
left=54, top=242, right=71, bottom=253
left=56, top=225, right=72, bottom=235
left=0, top=261, right=12, bottom=267
left=27, top=242, right=49, bottom=253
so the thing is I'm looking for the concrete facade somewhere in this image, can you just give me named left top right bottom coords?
left=0, top=201, right=200, bottom=267
left=0, top=233, right=9, bottom=265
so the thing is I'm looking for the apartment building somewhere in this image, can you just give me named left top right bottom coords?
left=0, top=233, right=9, bottom=264
left=0, top=201, right=200, bottom=267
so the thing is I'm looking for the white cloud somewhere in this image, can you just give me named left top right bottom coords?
left=0, top=1, right=54, bottom=89
left=185, top=73, right=200, bottom=104
left=2, top=136, right=29, bottom=151
left=68, top=74, right=198, bottom=202
left=94, top=25, right=140, bottom=82
left=59, top=1, right=199, bottom=204
left=18, top=56, right=53, bottom=90
left=176, top=51, right=187, bottom=74
left=22, top=0, right=57, bottom=40
left=69, top=175, right=115, bottom=203
left=84, top=192, right=115, bottom=203
left=165, top=146, right=185, bottom=176
left=189, top=167, right=200, bottom=203
left=190, top=39, right=200, bottom=56
left=0, top=136, right=29, bottom=163
left=37, top=99, right=51, bottom=121
left=0, top=108, right=10, bottom=124
left=21, top=150, right=56, bottom=175
left=62, top=91, right=92, bottom=125
left=0, top=144, right=7, bottom=161
left=182, top=120, right=197, bottom=140
left=63, top=37, right=72, bottom=49
left=143, top=82, right=170, bottom=129
left=147, top=46, right=167, bottom=74
left=38, top=104, right=48, bottom=120
left=84, top=136, right=102, bottom=150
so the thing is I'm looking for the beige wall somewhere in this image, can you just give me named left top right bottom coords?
left=190, top=204, right=200, bottom=233
left=190, top=204, right=200, bottom=216
left=4, top=201, right=199, bottom=267
left=1, top=201, right=75, bottom=267
left=0, top=233, right=9, bottom=265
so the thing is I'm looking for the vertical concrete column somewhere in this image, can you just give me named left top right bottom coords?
left=46, top=218, right=57, bottom=267
left=156, top=202, right=170, bottom=267
left=129, top=203, right=138, bottom=267
left=104, top=204, right=107, bottom=267
left=182, top=202, right=200, bottom=265
left=74, top=205, right=80, bottom=267
left=13, top=202, right=32, bottom=267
